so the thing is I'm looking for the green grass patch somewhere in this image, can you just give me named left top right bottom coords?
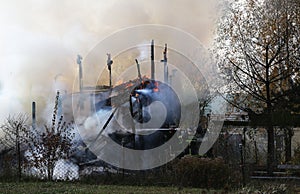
left=0, top=180, right=299, bottom=193
left=0, top=182, right=223, bottom=194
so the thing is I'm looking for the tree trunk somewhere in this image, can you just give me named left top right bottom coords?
left=265, top=46, right=275, bottom=175
left=266, top=103, right=275, bottom=175
left=267, top=125, right=275, bottom=175
left=16, top=126, right=21, bottom=181
left=17, top=141, right=21, bottom=180
left=254, top=141, right=258, bottom=164
left=285, top=127, right=293, bottom=162
left=47, top=163, right=52, bottom=181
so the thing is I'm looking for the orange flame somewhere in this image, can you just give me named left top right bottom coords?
left=153, top=81, right=159, bottom=92
left=126, top=83, right=134, bottom=88
left=115, top=80, right=123, bottom=86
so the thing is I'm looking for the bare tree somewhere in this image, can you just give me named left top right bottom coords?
left=24, top=91, right=74, bottom=180
left=0, top=114, right=28, bottom=180
left=214, top=0, right=300, bottom=174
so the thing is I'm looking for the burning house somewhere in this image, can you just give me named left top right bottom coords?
left=60, top=40, right=204, bottom=172
left=109, top=78, right=181, bottom=150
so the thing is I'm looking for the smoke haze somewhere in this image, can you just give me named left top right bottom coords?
left=0, top=0, right=220, bottom=123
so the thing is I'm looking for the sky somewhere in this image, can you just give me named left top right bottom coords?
left=0, top=0, right=220, bottom=123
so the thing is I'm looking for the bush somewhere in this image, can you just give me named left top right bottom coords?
left=238, top=184, right=289, bottom=194
left=0, top=151, right=17, bottom=181
left=78, top=156, right=240, bottom=190
left=292, top=143, right=300, bottom=164
left=170, top=156, right=236, bottom=189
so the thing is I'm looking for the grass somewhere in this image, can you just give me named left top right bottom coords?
left=0, top=182, right=224, bottom=194
left=0, top=180, right=299, bottom=193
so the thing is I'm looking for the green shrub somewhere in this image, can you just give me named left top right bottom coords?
left=171, top=156, right=236, bottom=189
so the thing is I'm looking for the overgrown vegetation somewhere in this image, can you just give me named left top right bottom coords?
left=292, top=144, right=300, bottom=164
left=0, top=114, right=28, bottom=180
left=0, top=182, right=222, bottom=194
left=215, top=0, right=300, bottom=174
left=23, top=91, right=75, bottom=181
left=0, top=91, right=74, bottom=181
left=79, top=156, right=239, bottom=191
left=171, top=156, right=234, bottom=189
left=0, top=179, right=298, bottom=193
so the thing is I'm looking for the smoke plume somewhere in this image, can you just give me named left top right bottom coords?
left=0, top=0, right=220, bottom=124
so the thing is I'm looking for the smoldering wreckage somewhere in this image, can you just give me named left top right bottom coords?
left=0, top=40, right=215, bottom=180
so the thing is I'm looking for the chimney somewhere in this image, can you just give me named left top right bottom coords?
left=162, top=44, right=168, bottom=83
left=151, top=40, right=155, bottom=80
left=57, top=92, right=62, bottom=118
left=32, top=101, right=36, bottom=129
left=77, top=55, right=83, bottom=92
left=135, top=59, right=142, bottom=81
left=107, top=53, right=113, bottom=88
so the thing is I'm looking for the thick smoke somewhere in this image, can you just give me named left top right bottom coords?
left=0, top=0, right=219, bottom=123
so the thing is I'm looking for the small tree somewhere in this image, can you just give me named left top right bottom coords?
left=0, top=114, right=28, bottom=180
left=25, top=91, right=74, bottom=180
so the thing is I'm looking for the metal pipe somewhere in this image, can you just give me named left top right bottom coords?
left=151, top=40, right=155, bottom=80
left=77, top=55, right=83, bottom=92
left=107, top=53, right=113, bottom=88
left=163, top=44, right=168, bottom=83
left=129, top=95, right=136, bottom=135
left=93, top=107, right=118, bottom=142
left=32, top=101, right=36, bottom=129
left=88, top=107, right=118, bottom=152
left=135, top=59, right=142, bottom=81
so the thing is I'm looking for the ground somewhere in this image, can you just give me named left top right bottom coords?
left=0, top=182, right=223, bottom=194
left=0, top=181, right=299, bottom=193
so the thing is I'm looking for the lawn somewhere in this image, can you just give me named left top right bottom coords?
left=1, top=181, right=299, bottom=193
left=0, top=182, right=223, bottom=194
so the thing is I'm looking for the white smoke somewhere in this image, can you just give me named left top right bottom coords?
left=0, top=1, right=224, bottom=160
left=81, top=109, right=112, bottom=143
left=0, top=0, right=219, bottom=120
left=53, top=159, right=79, bottom=181
left=24, top=151, right=79, bottom=181
left=23, top=121, right=81, bottom=180
left=137, top=41, right=150, bottom=61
